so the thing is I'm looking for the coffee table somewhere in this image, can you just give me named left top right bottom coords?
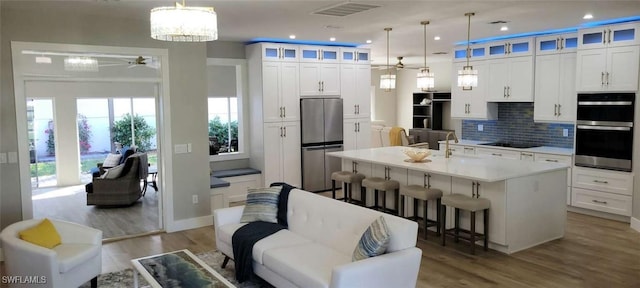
left=130, top=249, right=236, bottom=288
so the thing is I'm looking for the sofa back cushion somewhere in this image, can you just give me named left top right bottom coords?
left=286, top=189, right=417, bottom=256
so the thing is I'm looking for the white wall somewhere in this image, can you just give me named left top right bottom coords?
left=0, top=4, right=211, bottom=229
left=370, top=69, right=398, bottom=126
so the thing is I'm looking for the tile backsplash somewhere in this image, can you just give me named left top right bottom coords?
left=462, top=103, right=574, bottom=148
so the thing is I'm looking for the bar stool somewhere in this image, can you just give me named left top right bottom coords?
left=331, top=171, right=365, bottom=204
left=399, top=185, right=442, bottom=239
left=441, top=194, right=490, bottom=255
left=361, top=177, right=400, bottom=214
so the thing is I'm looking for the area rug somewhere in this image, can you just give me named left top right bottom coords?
left=79, top=250, right=273, bottom=288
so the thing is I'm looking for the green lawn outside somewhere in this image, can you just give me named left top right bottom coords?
left=31, top=151, right=159, bottom=177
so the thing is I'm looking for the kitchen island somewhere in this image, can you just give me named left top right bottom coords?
left=328, top=146, right=570, bottom=254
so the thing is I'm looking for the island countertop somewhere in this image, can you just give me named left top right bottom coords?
left=327, top=146, right=569, bottom=183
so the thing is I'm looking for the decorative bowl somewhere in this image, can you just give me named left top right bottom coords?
left=403, top=148, right=431, bottom=162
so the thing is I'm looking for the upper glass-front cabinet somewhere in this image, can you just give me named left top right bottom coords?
left=453, top=45, right=486, bottom=62
left=579, top=22, right=640, bottom=50
left=536, top=33, right=578, bottom=55
left=262, top=43, right=298, bottom=62
left=487, top=38, right=533, bottom=57
left=340, top=48, right=370, bottom=64
left=300, top=45, right=340, bottom=63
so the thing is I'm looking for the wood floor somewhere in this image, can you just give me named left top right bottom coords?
left=2, top=208, right=639, bottom=287
left=32, top=184, right=161, bottom=239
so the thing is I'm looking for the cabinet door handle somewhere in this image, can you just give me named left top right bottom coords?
left=608, top=29, right=612, bottom=44
left=557, top=104, right=561, bottom=116
left=472, top=181, right=476, bottom=197
left=464, top=147, right=474, bottom=151
left=593, top=180, right=609, bottom=184
left=504, top=43, right=508, bottom=54
left=522, top=153, right=533, bottom=157
left=556, top=38, right=560, bottom=50
left=592, top=199, right=608, bottom=204
left=280, top=127, right=283, bottom=137
left=283, top=126, right=287, bottom=137
left=357, top=122, right=360, bottom=132
left=503, top=86, right=507, bottom=97
left=545, top=159, right=559, bottom=162
left=321, top=81, right=325, bottom=92
left=356, top=105, right=360, bottom=114
left=507, top=86, right=511, bottom=97
left=354, top=123, right=358, bottom=132
left=554, top=104, right=558, bottom=116
left=560, top=37, right=565, bottom=49
left=318, top=49, right=322, bottom=60
left=355, top=51, right=358, bottom=62
left=283, top=107, right=286, bottom=118
left=605, top=72, right=609, bottom=86
left=280, top=107, right=284, bottom=118
left=318, top=81, right=322, bottom=92
left=491, top=153, right=502, bottom=157
left=603, top=30, right=607, bottom=44
left=601, top=72, right=605, bottom=86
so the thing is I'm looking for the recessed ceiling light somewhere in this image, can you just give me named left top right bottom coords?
left=366, top=40, right=372, bottom=44
left=583, top=13, right=593, bottom=20
left=289, top=35, right=296, bottom=39
left=500, top=26, right=509, bottom=31
left=329, top=37, right=336, bottom=41
left=434, top=36, right=441, bottom=41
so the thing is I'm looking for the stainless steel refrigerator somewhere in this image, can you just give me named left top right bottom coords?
left=301, top=98, right=343, bottom=192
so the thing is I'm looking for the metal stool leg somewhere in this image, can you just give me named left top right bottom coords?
left=400, top=195, right=405, bottom=217
left=436, top=198, right=442, bottom=236
left=484, top=209, right=489, bottom=251
left=361, top=186, right=367, bottom=207
left=394, top=189, right=399, bottom=216
left=454, top=208, right=460, bottom=243
left=441, top=203, right=446, bottom=246
left=413, top=198, right=418, bottom=219
left=382, top=190, right=387, bottom=212
left=470, top=211, right=476, bottom=255
left=332, top=180, right=337, bottom=199
left=424, top=199, right=429, bottom=239
left=374, top=189, right=379, bottom=210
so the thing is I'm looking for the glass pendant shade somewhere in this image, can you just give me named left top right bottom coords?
left=380, top=74, right=396, bottom=90
left=457, top=66, right=478, bottom=90
left=64, top=57, right=98, bottom=72
left=417, top=68, right=435, bottom=91
left=150, top=2, right=218, bottom=42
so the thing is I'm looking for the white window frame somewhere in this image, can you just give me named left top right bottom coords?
left=207, top=58, right=249, bottom=161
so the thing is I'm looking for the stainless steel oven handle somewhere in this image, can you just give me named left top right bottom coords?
left=578, top=101, right=633, bottom=106
left=577, top=125, right=631, bottom=131
left=576, top=120, right=633, bottom=127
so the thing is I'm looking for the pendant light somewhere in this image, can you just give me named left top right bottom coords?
left=416, top=20, right=435, bottom=91
left=380, top=27, right=396, bottom=91
left=150, top=0, right=218, bottom=42
left=457, top=12, right=478, bottom=90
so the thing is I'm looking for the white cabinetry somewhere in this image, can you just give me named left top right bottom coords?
left=535, top=153, right=572, bottom=205
left=299, top=62, right=340, bottom=96
left=263, top=122, right=301, bottom=187
left=260, top=43, right=299, bottom=62
left=486, top=56, right=534, bottom=102
left=299, top=45, right=340, bottom=63
left=262, top=61, right=300, bottom=122
left=534, top=33, right=577, bottom=122
left=341, top=64, right=371, bottom=119
left=343, top=118, right=371, bottom=151
left=451, top=61, right=497, bottom=119
left=339, top=48, right=371, bottom=64
left=406, top=171, right=451, bottom=225
left=486, top=38, right=534, bottom=58
left=571, top=166, right=633, bottom=216
left=576, top=46, right=639, bottom=92
left=476, top=147, right=521, bottom=160
left=576, top=23, right=640, bottom=92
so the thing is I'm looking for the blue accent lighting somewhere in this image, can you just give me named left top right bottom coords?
left=247, top=38, right=361, bottom=47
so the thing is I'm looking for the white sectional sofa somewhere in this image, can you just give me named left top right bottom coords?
left=214, top=188, right=421, bottom=288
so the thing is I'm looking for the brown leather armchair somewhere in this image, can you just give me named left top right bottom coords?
left=86, top=153, right=148, bottom=206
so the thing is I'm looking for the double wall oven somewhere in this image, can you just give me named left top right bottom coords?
left=575, top=93, right=635, bottom=172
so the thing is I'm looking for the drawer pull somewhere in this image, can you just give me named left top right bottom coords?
left=492, top=153, right=502, bottom=156
left=464, top=147, right=474, bottom=150
left=545, top=159, right=559, bottom=162
left=592, top=199, right=608, bottom=205
left=593, top=180, right=609, bottom=184
left=522, top=153, right=533, bottom=156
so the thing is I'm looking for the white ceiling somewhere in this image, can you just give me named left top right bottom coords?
left=3, top=1, right=640, bottom=66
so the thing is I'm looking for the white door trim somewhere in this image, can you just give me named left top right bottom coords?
left=11, top=41, right=174, bottom=234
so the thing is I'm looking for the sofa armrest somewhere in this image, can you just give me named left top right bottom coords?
left=0, top=234, right=58, bottom=279
left=213, top=206, right=245, bottom=230
left=54, top=220, right=102, bottom=245
left=330, top=247, right=422, bottom=288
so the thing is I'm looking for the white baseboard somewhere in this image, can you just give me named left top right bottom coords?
left=631, top=217, right=640, bottom=233
left=166, top=215, right=212, bottom=233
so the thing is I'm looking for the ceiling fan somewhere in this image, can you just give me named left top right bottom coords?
left=99, top=56, right=160, bottom=69
left=373, top=56, right=420, bottom=70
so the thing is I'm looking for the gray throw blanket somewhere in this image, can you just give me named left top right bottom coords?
left=231, top=183, right=295, bottom=282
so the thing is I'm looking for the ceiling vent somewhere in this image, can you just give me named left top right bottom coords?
left=488, top=20, right=509, bottom=24
left=312, top=2, right=381, bottom=17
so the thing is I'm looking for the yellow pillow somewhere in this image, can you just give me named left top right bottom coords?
left=19, top=219, right=62, bottom=249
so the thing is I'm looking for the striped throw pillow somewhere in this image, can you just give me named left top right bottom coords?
left=240, top=186, right=282, bottom=223
left=352, top=216, right=390, bottom=261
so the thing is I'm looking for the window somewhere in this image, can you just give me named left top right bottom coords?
left=207, top=58, right=248, bottom=161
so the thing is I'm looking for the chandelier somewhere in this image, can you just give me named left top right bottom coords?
left=416, top=20, right=435, bottom=91
left=64, top=57, right=99, bottom=72
left=379, top=28, right=396, bottom=91
left=457, top=12, right=478, bottom=90
left=150, top=1, right=218, bottom=42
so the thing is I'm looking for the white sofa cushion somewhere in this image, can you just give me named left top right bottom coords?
left=217, top=222, right=247, bottom=250
left=287, top=189, right=417, bottom=255
left=263, top=243, right=351, bottom=288
left=53, top=243, right=101, bottom=273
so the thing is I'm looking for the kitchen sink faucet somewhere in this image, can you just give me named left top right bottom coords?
left=445, top=131, right=459, bottom=158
